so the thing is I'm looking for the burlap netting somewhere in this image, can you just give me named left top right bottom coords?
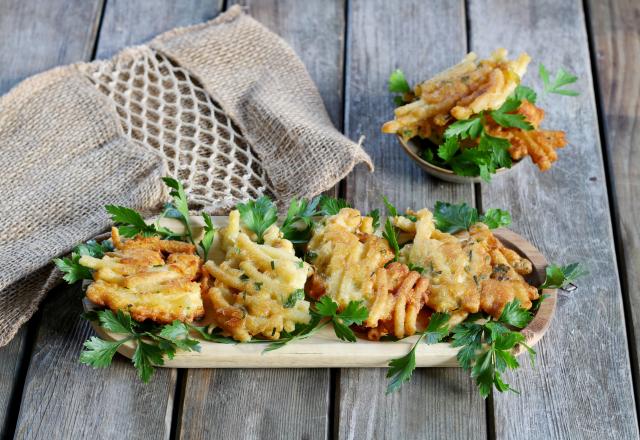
left=0, top=5, right=372, bottom=347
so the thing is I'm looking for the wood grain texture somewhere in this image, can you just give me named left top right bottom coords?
left=586, top=0, right=640, bottom=396
left=0, top=0, right=104, bottom=437
left=468, top=0, right=639, bottom=438
left=339, top=1, right=486, bottom=439
left=0, top=327, right=27, bottom=438
left=14, top=285, right=177, bottom=440
left=177, top=2, right=344, bottom=439
left=179, top=368, right=330, bottom=439
left=231, top=0, right=345, bottom=127
left=95, top=0, right=222, bottom=59
left=0, top=0, right=104, bottom=93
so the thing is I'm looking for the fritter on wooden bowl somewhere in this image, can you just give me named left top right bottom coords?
left=383, top=48, right=578, bottom=182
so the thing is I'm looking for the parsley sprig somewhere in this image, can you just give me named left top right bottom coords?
left=452, top=300, right=535, bottom=398
left=198, top=212, right=216, bottom=259
left=539, top=63, right=579, bottom=96
left=539, top=262, right=588, bottom=290
left=162, top=177, right=194, bottom=243
left=265, top=296, right=368, bottom=351
left=106, top=177, right=194, bottom=241
left=53, top=240, right=113, bottom=283
left=433, top=201, right=511, bottom=233
left=80, top=310, right=201, bottom=382
left=318, top=195, right=351, bottom=216
left=382, top=218, right=400, bottom=262
left=388, top=69, right=412, bottom=106
left=314, top=296, right=369, bottom=342
left=237, top=196, right=278, bottom=244
left=386, top=312, right=451, bottom=393
left=280, top=197, right=321, bottom=244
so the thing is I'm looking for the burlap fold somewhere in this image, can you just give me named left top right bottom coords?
left=0, top=5, right=372, bottom=346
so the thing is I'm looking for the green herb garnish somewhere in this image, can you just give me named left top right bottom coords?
left=237, top=196, right=278, bottom=244
left=283, top=289, right=305, bottom=308
left=198, top=212, right=216, bottom=259
left=382, top=218, right=400, bottom=261
left=53, top=240, right=113, bottom=284
left=280, top=197, right=320, bottom=245
left=433, top=202, right=511, bottom=233
left=318, top=195, right=351, bottom=216
left=80, top=310, right=201, bottom=382
left=539, top=263, right=588, bottom=290
left=451, top=299, right=535, bottom=398
left=539, top=64, right=579, bottom=96
left=386, top=312, right=450, bottom=393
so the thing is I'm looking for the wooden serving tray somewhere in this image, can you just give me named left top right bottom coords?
left=83, top=221, right=556, bottom=368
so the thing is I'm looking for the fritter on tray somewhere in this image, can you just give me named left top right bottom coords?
left=203, top=210, right=312, bottom=342
left=396, top=209, right=538, bottom=324
left=306, top=208, right=430, bottom=340
left=80, top=227, right=204, bottom=323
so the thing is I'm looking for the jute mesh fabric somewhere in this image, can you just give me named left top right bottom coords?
left=80, top=47, right=275, bottom=210
left=0, top=5, right=372, bottom=346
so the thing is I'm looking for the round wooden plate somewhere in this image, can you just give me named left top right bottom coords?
left=83, top=221, right=556, bottom=368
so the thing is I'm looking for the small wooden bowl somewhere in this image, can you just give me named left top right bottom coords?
left=82, top=221, right=555, bottom=368
left=398, top=135, right=520, bottom=183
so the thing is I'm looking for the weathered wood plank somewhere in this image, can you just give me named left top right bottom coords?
left=0, top=0, right=104, bottom=437
left=12, top=2, right=222, bottom=439
left=586, top=0, right=640, bottom=399
left=232, top=0, right=345, bottom=127
left=468, top=0, right=639, bottom=438
left=0, top=327, right=27, bottom=438
left=177, top=2, right=344, bottom=438
left=95, top=0, right=221, bottom=59
left=14, top=285, right=177, bottom=440
left=0, top=0, right=104, bottom=93
left=339, top=1, right=486, bottom=438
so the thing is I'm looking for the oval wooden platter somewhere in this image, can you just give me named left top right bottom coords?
left=83, top=218, right=557, bottom=368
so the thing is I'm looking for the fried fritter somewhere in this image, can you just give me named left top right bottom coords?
left=307, top=208, right=429, bottom=339
left=382, top=49, right=530, bottom=140
left=80, top=228, right=204, bottom=323
left=466, top=223, right=539, bottom=316
left=398, top=210, right=489, bottom=325
left=306, top=208, right=393, bottom=308
left=203, top=210, right=311, bottom=342
left=485, top=100, right=567, bottom=171
left=366, top=262, right=429, bottom=340
left=397, top=210, right=538, bottom=321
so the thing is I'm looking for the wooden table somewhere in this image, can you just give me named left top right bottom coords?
left=0, top=0, right=638, bottom=438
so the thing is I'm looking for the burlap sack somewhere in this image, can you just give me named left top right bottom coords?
left=0, top=6, right=372, bottom=347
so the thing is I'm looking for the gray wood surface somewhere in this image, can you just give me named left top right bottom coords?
left=95, top=0, right=221, bottom=59
left=587, top=0, right=640, bottom=404
left=0, top=0, right=104, bottom=437
left=468, top=0, right=639, bottom=438
left=232, top=0, right=345, bottom=128
left=0, top=0, right=104, bottom=93
left=339, top=1, right=486, bottom=439
left=180, top=368, right=330, bottom=439
left=11, top=2, right=222, bottom=439
left=0, top=327, right=27, bottom=438
left=14, top=286, right=177, bottom=440
left=176, top=2, right=345, bottom=438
